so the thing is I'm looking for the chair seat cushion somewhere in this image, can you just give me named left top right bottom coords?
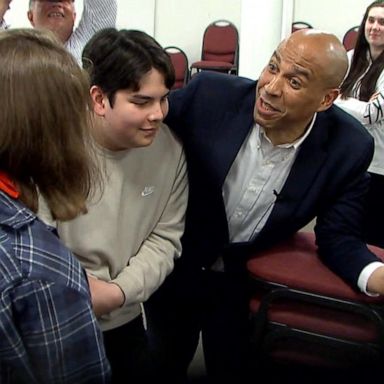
left=190, top=60, right=234, bottom=70
left=247, top=232, right=384, bottom=303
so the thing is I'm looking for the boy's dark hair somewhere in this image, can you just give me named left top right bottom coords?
left=82, top=28, right=175, bottom=106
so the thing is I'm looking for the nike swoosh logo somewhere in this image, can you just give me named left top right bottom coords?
left=141, top=186, right=155, bottom=197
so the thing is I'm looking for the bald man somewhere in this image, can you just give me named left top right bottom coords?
left=145, top=29, right=384, bottom=383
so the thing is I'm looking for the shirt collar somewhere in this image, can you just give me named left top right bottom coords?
left=0, top=191, right=36, bottom=230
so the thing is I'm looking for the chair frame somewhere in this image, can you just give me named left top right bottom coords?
left=291, top=21, right=313, bottom=33
left=165, top=46, right=190, bottom=89
left=190, top=19, right=239, bottom=76
left=250, top=283, right=384, bottom=352
left=247, top=232, right=384, bottom=370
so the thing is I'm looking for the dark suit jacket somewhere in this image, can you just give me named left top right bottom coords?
left=165, top=71, right=379, bottom=289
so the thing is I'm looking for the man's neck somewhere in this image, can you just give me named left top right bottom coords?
left=262, top=114, right=316, bottom=146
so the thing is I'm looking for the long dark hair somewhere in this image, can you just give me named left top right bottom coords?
left=340, top=1, right=384, bottom=101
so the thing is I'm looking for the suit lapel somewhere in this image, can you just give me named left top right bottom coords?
left=210, top=78, right=257, bottom=186
left=212, top=110, right=255, bottom=187
left=261, top=113, right=330, bottom=230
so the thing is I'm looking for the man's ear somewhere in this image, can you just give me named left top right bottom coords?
left=90, top=85, right=107, bottom=117
left=27, top=10, right=34, bottom=26
left=317, top=88, right=340, bottom=112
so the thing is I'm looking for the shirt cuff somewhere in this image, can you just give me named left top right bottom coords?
left=357, top=261, right=384, bottom=296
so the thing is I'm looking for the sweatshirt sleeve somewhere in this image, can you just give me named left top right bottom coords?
left=111, top=150, right=188, bottom=305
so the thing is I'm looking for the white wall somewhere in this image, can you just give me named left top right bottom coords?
left=5, top=0, right=32, bottom=27
left=239, top=0, right=288, bottom=80
left=3, top=0, right=375, bottom=80
left=294, top=0, right=371, bottom=42
left=116, top=0, right=155, bottom=34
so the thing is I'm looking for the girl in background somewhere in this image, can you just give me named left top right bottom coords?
left=335, top=1, right=384, bottom=248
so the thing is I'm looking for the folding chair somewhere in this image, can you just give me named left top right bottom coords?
left=343, top=26, right=359, bottom=51
left=190, top=19, right=239, bottom=77
left=247, top=232, right=384, bottom=379
left=165, top=46, right=189, bottom=90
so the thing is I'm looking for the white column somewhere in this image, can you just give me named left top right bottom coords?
left=239, top=0, right=294, bottom=80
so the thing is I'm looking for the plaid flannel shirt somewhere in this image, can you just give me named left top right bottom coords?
left=0, top=191, right=110, bottom=383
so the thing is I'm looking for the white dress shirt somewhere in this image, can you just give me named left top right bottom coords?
left=65, top=0, right=117, bottom=64
left=223, top=119, right=314, bottom=242
left=221, top=116, right=380, bottom=295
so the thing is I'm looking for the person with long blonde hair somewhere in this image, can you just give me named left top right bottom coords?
left=0, top=28, right=110, bottom=383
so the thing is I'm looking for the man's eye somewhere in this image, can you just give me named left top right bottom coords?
left=290, top=78, right=301, bottom=89
left=268, top=63, right=277, bottom=72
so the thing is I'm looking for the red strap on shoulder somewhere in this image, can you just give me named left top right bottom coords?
left=0, top=171, right=20, bottom=199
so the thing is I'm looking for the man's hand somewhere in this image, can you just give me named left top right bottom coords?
left=87, top=275, right=125, bottom=317
left=366, top=265, right=384, bottom=295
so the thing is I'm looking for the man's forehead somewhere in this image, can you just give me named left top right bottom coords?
left=274, top=42, right=315, bottom=78
left=32, top=0, right=75, bottom=8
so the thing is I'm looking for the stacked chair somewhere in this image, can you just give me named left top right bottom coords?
left=190, top=19, right=239, bottom=77
left=165, top=46, right=189, bottom=89
left=247, top=231, right=384, bottom=381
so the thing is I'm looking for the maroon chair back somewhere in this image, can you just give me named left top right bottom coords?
left=202, top=20, right=238, bottom=63
left=165, top=46, right=189, bottom=90
left=190, top=19, right=239, bottom=75
left=343, top=26, right=359, bottom=51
